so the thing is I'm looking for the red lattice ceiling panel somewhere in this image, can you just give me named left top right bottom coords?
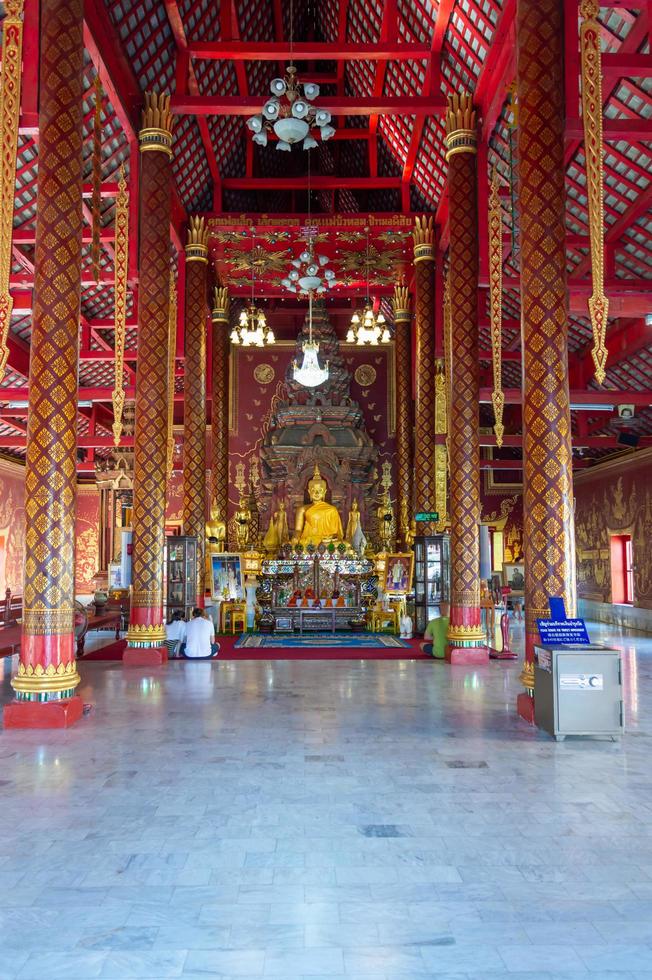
left=208, top=117, right=246, bottom=179
left=104, top=0, right=176, bottom=91
left=173, top=116, right=212, bottom=212
left=345, top=0, right=382, bottom=98
left=179, top=0, right=221, bottom=40
left=319, top=0, right=339, bottom=43
left=238, top=0, right=275, bottom=43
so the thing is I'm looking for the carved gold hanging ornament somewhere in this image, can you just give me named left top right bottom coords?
left=112, top=166, right=129, bottom=445
left=167, top=274, right=178, bottom=480
left=91, top=74, right=103, bottom=283
left=580, top=0, right=609, bottom=384
left=0, top=0, right=24, bottom=380
left=488, top=169, right=505, bottom=447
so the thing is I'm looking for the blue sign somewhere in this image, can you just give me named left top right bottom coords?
left=537, top=618, right=591, bottom=645
left=537, top=596, right=591, bottom=645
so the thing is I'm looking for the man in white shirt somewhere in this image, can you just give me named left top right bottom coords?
left=165, top=611, right=187, bottom=658
left=183, top=608, right=219, bottom=659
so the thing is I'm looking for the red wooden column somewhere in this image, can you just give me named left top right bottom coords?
left=123, top=92, right=173, bottom=668
left=392, top=285, right=414, bottom=547
left=5, top=0, right=84, bottom=729
left=183, top=217, right=209, bottom=605
left=412, top=217, right=437, bottom=535
left=517, top=0, right=576, bottom=721
left=444, top=94, right=488, bottom=665
left=211, top=287, right=230, bottom=541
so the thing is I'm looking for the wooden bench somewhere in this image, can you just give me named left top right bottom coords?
left=0, top=589, right=22, bottom=658
left=76, top=609, right=121, bottom=656
left=0, top=587, right=22, bottom=629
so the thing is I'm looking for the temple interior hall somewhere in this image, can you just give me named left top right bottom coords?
left=1, top=0, right=652, bottom=976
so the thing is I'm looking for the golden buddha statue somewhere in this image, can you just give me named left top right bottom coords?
left=205, top=503, right=226, bottom=554
left=293, top=464, right=344, bottom=547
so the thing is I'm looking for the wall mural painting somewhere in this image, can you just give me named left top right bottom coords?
left=0, top=461, right=25, bottom=595
left=575, top=453, right=652, bottom=609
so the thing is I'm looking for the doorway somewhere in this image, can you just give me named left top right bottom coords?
left=610, top=534, right=634, bottom=605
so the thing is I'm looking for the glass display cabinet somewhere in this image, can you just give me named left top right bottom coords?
left=164, top=535, right=198, bottom=619
left=413, top=534, right=450, bottom=634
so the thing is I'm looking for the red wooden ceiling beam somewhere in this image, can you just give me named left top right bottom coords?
left=171, top=94, right=447, bottom=116
left=601, top=53, right=652, bottom=77
left=162, top=0, right=221, bottom=199
left=572, top=185, right=652, bottom=278
left=369, top=0, right=398, bottom=177
left=479, top=388, right=652, bottom=407
left=221, top=176, right=401, bottom=190
left=401, top=0, right=455, bottom=209
left=570, top=318, right=651, bottom=386
left=187, top=41, right=433, bottom=60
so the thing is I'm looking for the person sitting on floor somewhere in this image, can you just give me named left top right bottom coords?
left=421, top=601, right=450, bottom=659
left=165, top=610, right=187, bottom=658
left=183, top=607, right=219, bottom=659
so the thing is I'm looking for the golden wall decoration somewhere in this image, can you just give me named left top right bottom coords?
left=580, top=0, right=608, bottom=383
left=0, top=0, right=24, bottom=380
left=167, top=274, right=177, bottom=481
left=112, top=166, right=129, bottom=445
left=488, top=169, right=505, bottom=447
left=443, top=270, right=452, bottom=444
left=91, top=74, right=103, bottom=283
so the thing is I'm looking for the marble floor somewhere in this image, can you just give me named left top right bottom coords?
left=1, top=621, right=652, bottom=980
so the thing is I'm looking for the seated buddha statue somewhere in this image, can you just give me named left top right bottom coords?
left=205, top=503, right=226, bottom=554
left=293, top=464, right=344, bottom=547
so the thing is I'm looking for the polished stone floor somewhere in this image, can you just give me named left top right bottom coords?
left=1, top=620, right=652, bottom=979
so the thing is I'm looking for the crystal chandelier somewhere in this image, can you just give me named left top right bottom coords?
left=346, top=226, right=391, bottom=345
left=293, top=292, right=329, bottom=388
left=247, top=67, right=335, bottom=152
left=230, top=229, right=275, bottom=347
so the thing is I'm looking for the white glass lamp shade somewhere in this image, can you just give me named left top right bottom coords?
left=351, top=313, right=360, bottom=325
left=274, top=117, right=309, bottom=144
left=298, top=274, right=322, bottom=291
left=320, top=125, right=336, bottom=140
left=378, top=313, right=386, bottom=324
left=299, top=250, right=311, bottom=263
left=291, top=99, right=310, bottom=120
left=302, top=135, right=318, bottom=150
left=239, top=310, right=247, bottom=327
left=381, top=328, right=391, bottom=343
left=324, top=269, right=335, bottom=280
left=315, top=109, right=331, bottom=127
left=266, top=328, right=276, bottom=343
left=270, top=77, right=287, bottom=97
left=288, top=269, right=300, bottom=281
left=276, top=140, right=292, bottom=152
left=318, top=254, right=329, bottom=267
left=230, top=328, right=240, bottom=344
left=252, top=130, right=268, bottom=147
left=262, top=98, right=280, bottom=120
left=346, top=327, right=355, bottom=342
left=303, top=82, right=320, bottom=100
left=306, top=263, right=319, bottom=277
left=247, top=114, right=264, bottom=133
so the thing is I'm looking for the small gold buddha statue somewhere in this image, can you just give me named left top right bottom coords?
left=205, top=503, right=226, bottom=554
left=293, top=464, right=344, bottom=547
left=345, top=499, right=361, bottom=544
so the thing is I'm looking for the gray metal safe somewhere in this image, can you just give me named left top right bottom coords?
left=534, top=645, right=623, bottom=741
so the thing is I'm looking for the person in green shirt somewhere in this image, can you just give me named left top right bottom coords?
left=421, top=601, right=449, bottom=659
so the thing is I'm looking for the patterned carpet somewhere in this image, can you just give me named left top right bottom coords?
left=236, top=632, right=411, bottom=649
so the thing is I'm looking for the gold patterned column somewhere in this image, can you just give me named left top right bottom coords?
left=517, top=0, right=577, bottom=720
left=5, top=0, right=83, bottom=728
left=211, top=286, right=230, bottom=541
left=444, top=93, right=487, bottom=664
left=0, top=1, right=24, bottom=379
left=183, top=217, right=209, bottom=604
left=392, top=285, right=414, bottom=547
left=123, top=92, right=173, bottom=667
left=412, top=216, right=437, bottom=535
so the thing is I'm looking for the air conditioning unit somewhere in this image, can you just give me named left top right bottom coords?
left=617, top=404, right=635, bottom=420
